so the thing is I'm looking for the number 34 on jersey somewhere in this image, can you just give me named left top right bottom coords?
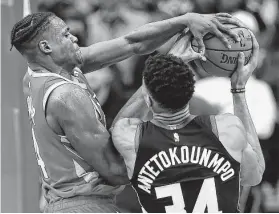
left=155, top=178, right=222, bottom=213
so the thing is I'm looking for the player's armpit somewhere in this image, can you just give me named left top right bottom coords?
left=47, top=84, right=129, bottom=185
left=112, top=118, right=142, bottom=179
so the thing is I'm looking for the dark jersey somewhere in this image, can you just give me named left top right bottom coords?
left=23, top=68, right=123, bottom=203
left=130, top=116, right=240, bottom=213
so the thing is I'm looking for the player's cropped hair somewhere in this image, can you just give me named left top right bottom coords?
left=143, top=53, right=195, bottom=112
left=10, top=12, right=55, bottom=51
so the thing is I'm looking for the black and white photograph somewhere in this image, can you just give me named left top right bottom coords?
left=1, top=0, right=279, bottom=212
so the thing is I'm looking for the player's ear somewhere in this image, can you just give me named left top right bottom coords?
left=142, top=79, right=153, bottom=108
left=144, top=95, right=153, bottom=108
left=38, top=40, right=52, bottom=54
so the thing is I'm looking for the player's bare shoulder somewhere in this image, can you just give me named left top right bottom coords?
left=47, top=83, right=87, bottom=114
left=112, top=118, right=143, bottom=134
left=214, top=113, right=247, bottom=162
left=112, top=118, right=143, bottom=147
left=47, top=83, right=100, bottom=126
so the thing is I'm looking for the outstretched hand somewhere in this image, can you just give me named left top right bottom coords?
left=231, top=31, right=259, bottom=89
left=186, top=13, right=244, bottom=53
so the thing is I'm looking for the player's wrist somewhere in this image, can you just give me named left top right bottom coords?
left=231, top=88, right=245, bottom=94
left=230, top=81, right=247, bottom=89
left=181, top=13, right=195, bottom=27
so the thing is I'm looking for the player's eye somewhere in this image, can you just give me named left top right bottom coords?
left=65, top=33, right=70, bottom=38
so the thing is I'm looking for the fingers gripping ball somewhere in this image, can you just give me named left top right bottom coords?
left=192, top=24, right=253, bottom=77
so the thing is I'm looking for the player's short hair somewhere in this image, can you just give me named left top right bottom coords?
left=143, top=53, right=195, bottom=112
left=10, top=12, right=55, bottom=51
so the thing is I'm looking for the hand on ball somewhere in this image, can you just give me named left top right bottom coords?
left=231, top=31, right=259, bottom=89
left=168, top=30, right=206, bottom=62
left=185, top=13, right=244, bottom=54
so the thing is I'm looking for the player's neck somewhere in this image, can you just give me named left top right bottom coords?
left=28, top=62, right=72, bottom=80
left=152, top=105, right=194, bottom=129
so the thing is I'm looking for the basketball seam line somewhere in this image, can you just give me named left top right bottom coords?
left=199, top=60, right=210, bottom=74
left=203, top=57, right=235, bottom=72
left=191, top=46, right=252, bottom=52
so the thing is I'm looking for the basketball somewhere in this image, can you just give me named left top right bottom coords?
left=192, top=24, right=253, bottom=77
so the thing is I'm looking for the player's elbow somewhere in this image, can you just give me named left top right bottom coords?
left=103, top=159, right=129, bottom=185
left=241, top=174, right=262, bottom=186
left=241, top=166, right=265, bottom=186
left=109, top=175, right=130, bottom=186
left=125, top=33, right=153, bottom=55
left=107, top=165, right=130, bottom=185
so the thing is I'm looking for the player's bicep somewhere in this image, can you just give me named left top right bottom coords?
left=55, top=87, right=109, bottom=151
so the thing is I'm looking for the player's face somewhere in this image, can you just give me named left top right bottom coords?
left=46, top=17, right=82, bottom=69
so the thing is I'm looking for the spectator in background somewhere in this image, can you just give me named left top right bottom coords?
left=192, top=0, right=217, bottom=13
left=260, top=180, right=279, bottom=212
left=157, top=0, right=194, bottom=17
left=216, top=0, right=246, bottom=13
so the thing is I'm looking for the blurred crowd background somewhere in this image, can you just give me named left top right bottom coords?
left=2, top=0, right=279, bottom=212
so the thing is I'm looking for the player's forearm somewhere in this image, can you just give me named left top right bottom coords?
left=105, top=148, right=130, bottom=185
left=70, top=133, right=129, bottom=185
left=80, top=38, right=135, bottom=73
left=111, top=86, right=152, bottom=128
left=80, top=15, right=190, bottom=73
left=125, top=15, right=189, bottom=55
left=92, top=149, right=129, bottom=185
left=232, top=93, right=265, bottom=178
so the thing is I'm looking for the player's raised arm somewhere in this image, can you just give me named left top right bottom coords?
left=80, top=13, right=242, bottom=73
left=47, top=84, right=129, bottom=185
left=231, top=32, right=265, bottom=186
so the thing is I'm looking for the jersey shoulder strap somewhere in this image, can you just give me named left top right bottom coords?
left=42, top=79, right=69, bottom=112
left=42, top=73, right=88, bottom=114
left=135, top=122, right=144, bottom=153
left=194, top=115, right=219, bottom=138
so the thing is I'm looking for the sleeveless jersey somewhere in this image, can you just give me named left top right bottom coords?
left=131, top=116, right=241, bottom=213
left=22, top=68, right=124, bottom=203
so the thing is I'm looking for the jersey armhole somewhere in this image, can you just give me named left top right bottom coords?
left=134, top=123, right=143, bottom=154
left=196, top=115, right=241, bottom=163
left=42, top=81, right=70, bottom=137
left=43, top=81, right=69, bottom=113
left=209, top=115, right=219, bottom=138
left=213, top=115, right=242, bottom=163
